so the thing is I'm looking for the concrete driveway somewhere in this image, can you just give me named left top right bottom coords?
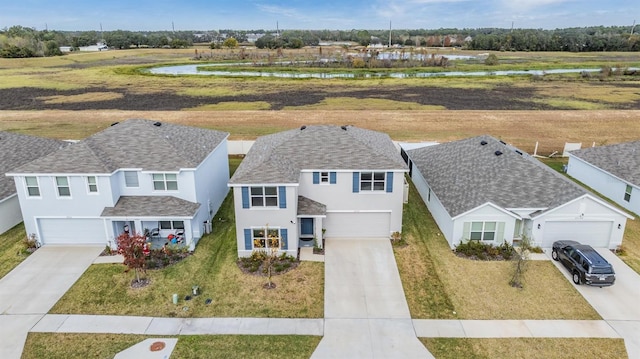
left=548, top=248, right=640, bottom=358
left=0, top=245, right=103, bottom=359
left=312, top=239, right=433, bottom=359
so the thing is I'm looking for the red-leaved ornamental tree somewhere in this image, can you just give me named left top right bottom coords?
left=115, top=232, right=147, bottom=285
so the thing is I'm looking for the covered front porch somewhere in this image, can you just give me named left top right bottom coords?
left=298, top=196, right=326, bottom=249
left=101, top=195, right=201, bottom=250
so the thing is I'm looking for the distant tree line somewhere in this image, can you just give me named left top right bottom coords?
left=1, top=25, right=638, bottom=58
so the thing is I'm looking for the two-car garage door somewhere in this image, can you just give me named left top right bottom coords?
left=38, top=218, right=106, bottom=245
left=541, top=221, right=613, bottom=248
left=324, top=212, right=390, bottom=239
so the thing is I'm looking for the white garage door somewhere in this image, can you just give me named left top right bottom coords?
left=38, top=218, right=106, bottom=245
left=542, top=221, right=612, bottom=248
left=324, top=212, right=390, bottom=239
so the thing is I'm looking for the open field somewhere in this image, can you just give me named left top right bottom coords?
left=1, top=109, right=640, bottom=155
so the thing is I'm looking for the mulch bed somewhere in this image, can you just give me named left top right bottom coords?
left=237, top=255, right=300, bottom=276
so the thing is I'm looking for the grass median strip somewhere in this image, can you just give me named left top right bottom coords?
left=22, top=333, right=322, bottom=359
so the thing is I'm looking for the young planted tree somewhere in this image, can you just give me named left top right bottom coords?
left=510, top=236, right=531, bottom=288
left=115, top=232, right=147, bottom=286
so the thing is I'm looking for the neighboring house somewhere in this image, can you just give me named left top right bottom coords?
left=7, top=119, right=229, bottom=250
left=0, top=132, right=68, bottom=235
left=228, top=125, right=408, bottom=257
left=567, top=140, right=640, bottom=216
left=404, top=135, right=631, bottom=249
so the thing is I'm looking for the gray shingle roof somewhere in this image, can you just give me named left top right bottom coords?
left=229, top=125, right=407, bottom=184
left=0, top=131, right=68, bottom=199
left=298, top=196, right=327, bottom=216
left=101, top=196, right=200, bottom=217
left=569, top=140, right=640, bottom=186
left=10, top=119, right=229, bottom=174
left=407, top=135, right=587, bottom=217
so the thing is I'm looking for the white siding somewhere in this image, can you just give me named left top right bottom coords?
left=233, top=186, right=298, bottom=257
left=0, top=195, right=22, bottom=234
left=452, top=204, right=517, bottom=248
left=567, top=155, right=640, bottom=215
left=409, top=165, right=455, bottom=245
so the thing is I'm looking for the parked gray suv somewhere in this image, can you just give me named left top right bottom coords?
left=551, top=240, right=615, bottom=287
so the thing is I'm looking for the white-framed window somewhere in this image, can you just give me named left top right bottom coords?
left=624, top=185, right=632, bottom=202
left=470, top=222, right=496, bottom=241
left=25, top=176, right=40, bottom=197
left=124, top=171, right=139, bottom=187
left=86, top=176, right=98, bottom=193
left=250, top=186, right=278, bottom=207
left=320, top=172, right=329, bottom=183
left=252, top=228, right=281, bottom=249
left=159, top=221, right=185, bottom=230
left=360, top=172, right=386, bottom=191
left=153, top=173, right=178, bottom=191
left=55, top=176, right=71, bottom=197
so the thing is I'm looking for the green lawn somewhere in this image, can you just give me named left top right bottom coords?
left=395, top=176, right=600, bottom=320
left=0, top=223, right=32, bottom=279
left=22, top=333, right=321, bottom=359
left=50, top=158, right=324, bottom=318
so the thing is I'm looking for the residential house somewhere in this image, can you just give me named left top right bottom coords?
left=404, top=135, right=631, bottom=249
left=0, top=131, right=68, bottom=234
left=7, top=119, right=229, bottom=249
left=567, top=140, right=640, bottom=216
left=228, top=125, right=408, bottom=257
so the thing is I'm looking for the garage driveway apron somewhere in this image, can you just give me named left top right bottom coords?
left=548, top=248, right=640, bottom=358
left=312, top=239, right=434, bottom=358
left=0, top=245, right=103, bottom=359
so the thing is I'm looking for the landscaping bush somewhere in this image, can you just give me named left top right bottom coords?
left=455, top=240, right=515, bottom=261
left=237, top=251, right=299, bottom=276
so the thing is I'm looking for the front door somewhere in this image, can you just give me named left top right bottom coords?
left=301, top=218, right=314, bottom=237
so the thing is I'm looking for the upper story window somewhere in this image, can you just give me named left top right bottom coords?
left=55, top=176, right=71, bottom=197
left=124, top=171, right=139, bottom=187
left=153, top=173, right=178, bottom=191
left=87, top=176, right=98, bottom=193
left=251, top=186, right=278, bottom=207
left=320, top=172, right=329, bottom=183
left=25, top=176, right=40, bottom=197
left=361, top=172, right=386, bottom=191
left=624, top=185, right=632, bottom=202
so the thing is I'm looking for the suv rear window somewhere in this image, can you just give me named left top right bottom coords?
left=590, top=266, right=613, bottom=274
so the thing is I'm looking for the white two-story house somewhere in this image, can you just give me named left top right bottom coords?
left=7, top=119, right=229, bottom=250
left=229, top=125, right=408, bottom=257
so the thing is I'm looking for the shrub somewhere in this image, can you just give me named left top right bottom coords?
left=455, top=240, right=515, bottom=261
left=484, top=53, right=499, bottom=66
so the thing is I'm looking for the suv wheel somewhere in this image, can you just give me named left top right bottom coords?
left=572, top=271, right=581, bottom=285
left=551, top=250, right=559, bottom=261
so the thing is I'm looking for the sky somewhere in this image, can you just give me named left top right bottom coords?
left=0, top=0, right=637, bottom=31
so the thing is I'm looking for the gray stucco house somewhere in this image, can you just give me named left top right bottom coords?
left=7, top=119, right=230, bottom=249
left=0, top=131, right=67, bottom=235
left=229, top=125, right=408, bottom=257
left=404, top=135, right=631, bottom=249
left=567, top=140, right=640, bottom=216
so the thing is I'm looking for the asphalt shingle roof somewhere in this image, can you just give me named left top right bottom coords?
left=101, top=196, right=200, bottom=217
left=297, top=196, right=327, bottom=216
left=229, top=125, right=407, bottom=184
left=569, top=140, right=640, bottom=186
left=407, top=135, right=587, bottom=217
left=10, top=119, right=229, bottom=174
left=0, top=131, right=68, bottom=199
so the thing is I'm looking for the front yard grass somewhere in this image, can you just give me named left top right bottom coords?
left=50, top=158, right=324, bottom=318
left=0, top=223, right=31, bottom=279
left=395, top=177, right=600, bottom=320
left=421, top=338, right=628, bottom=359
left=22, top=333, right=321, bottom=359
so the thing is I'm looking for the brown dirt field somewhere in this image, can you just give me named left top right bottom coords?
left=1, top=109, right=639, bottom=155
